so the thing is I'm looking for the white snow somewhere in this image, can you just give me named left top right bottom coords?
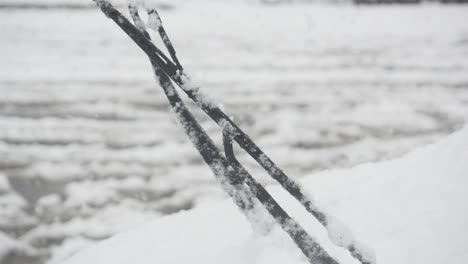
left=0, top=232, right=18, bottom=261
left=0, top=231, right=43, bottom=264
left=146, top=10, right=162, bottom=31
left=64, top=125, right=468, bottom=264
left=0, top=173, right=9, bottom=193
left=1, top=3, right=468, bottom=264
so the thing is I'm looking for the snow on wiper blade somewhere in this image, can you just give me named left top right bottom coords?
left=92, top=1, right=375, bottom=264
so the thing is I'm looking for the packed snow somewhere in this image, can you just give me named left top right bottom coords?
left=64, top=125, right=468, bottom=264
left=1, top=2, right=468, bottom=264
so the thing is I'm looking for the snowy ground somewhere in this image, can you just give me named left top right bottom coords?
left=64, top=124, right=468, bottom=264
left=0, top=2, right=468, bottom=264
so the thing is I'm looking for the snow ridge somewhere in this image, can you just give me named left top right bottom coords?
left=64, top=126, right=468, bottom=264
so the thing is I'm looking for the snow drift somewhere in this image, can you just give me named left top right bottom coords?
left=63, top=124, right=468, bottom=264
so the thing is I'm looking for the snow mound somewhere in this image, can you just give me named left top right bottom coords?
left=64, top=125, right=468, bottom=264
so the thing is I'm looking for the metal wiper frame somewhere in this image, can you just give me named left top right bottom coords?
left=92, top=1, right=373, bottom=263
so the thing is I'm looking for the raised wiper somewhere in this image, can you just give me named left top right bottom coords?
left=92, top=1, right=374, bottom=263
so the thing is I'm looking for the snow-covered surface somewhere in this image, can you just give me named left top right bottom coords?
left=64, top=125, right=468, bottom=264
left=0, top=2, right=468, bottom=264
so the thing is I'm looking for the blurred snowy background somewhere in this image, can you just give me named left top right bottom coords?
left=1, top=0, right=468, bottom=263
